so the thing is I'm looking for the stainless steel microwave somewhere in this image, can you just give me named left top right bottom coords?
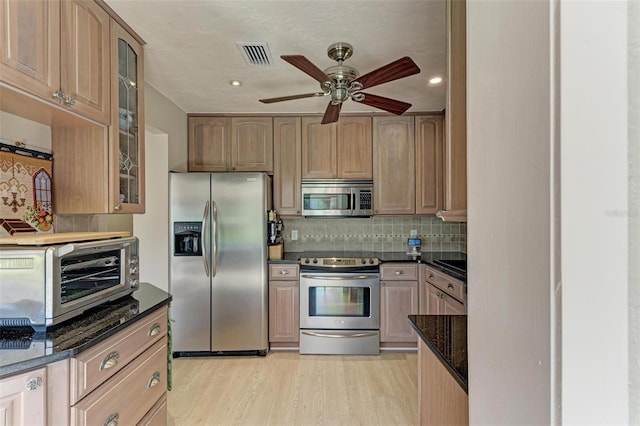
left=301, top=179, right=373, bottom=217
left=0, top=237, right=139, bottom=329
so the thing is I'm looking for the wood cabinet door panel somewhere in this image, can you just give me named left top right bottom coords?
left=302, top=117, right=337, bottom=178
left=442, top=294, right=465, bottom=314
left=337, top=117, right=372, bottom=179
left=60, top=0, right=110, bottom=124
left=0, top=367, right=46, bottom=426
left=0, top=0, right=60, bottom=100
left=269, top=281, right=299, bottom=342
left=274, top=117, right=301, bottom=216
left=231, top=117, right=273, bottom=171
left=373, top=116, right=415, bottom=215
left=415, top=115, right=444, bottom=214
left=188, top=117, right=230, bottom=171
left=426, top=284, right=442, bottom=315
left=380, top=280, right=418, bottom=342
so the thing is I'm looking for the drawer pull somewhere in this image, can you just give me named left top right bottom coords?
left=394, top=270, right=403, bottom=275
left=279, top=270, right=289, bottom=275
left=429, top=274, right=434, bottom=279
left=447, top=283, right=455, bottom=290
left=25, top=377, right=43, bottom=390
left=148, top=323, right=162, bottom=336
left=147, top=371, right=161, bottom=388
left=104, top=413, right=119, bottom=426
left=100, top=352, right=119, bottom=370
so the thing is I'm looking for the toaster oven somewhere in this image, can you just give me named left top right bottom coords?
left=0, top=237, right=139, bottom=329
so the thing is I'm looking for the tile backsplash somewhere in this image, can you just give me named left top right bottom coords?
left=281, top=216, right=466, bottom=253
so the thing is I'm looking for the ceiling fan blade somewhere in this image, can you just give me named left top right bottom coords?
left=259, top=92, right=326, bottom=104
left=353, top=92, right=412, bottom=115
left=281, top=55, right=333, bottom=84
left=321, top=102, right=342, bottom=124
left=353, top=57, right=420, bottom=89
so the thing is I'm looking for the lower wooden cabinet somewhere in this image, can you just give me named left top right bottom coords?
left=0, top=306, right=169, bottom=426
left=0, top=367, right=46, bottom=426
left=380, top=263, right=419, bottom=345
left=268, top=264, right=300, bottom=347
left=420, top=265, right=466, bottom=315
left=418, top=338, right=468, bottom=425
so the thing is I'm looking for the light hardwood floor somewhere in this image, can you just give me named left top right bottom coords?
left=168, top=351, right=418, bottom=426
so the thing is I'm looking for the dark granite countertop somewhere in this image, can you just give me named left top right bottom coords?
left=269, top=251, right=467, bottom=281
left=0, top=283, right=172, bottom=379
left=408, top=315, right=468, bottom=393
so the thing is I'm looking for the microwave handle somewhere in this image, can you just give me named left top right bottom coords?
left=352, top=193, right=356, bottom=210
left=201, top=201, right=211, bottom=277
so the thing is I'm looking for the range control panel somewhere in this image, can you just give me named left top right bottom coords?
left=299, top=257, right=380, bottom=267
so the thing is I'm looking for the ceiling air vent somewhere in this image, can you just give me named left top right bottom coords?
left=237, top=42, right=274, bottom=66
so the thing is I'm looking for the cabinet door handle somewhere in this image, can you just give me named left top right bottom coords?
left=64, top=96, right=76, bottom=105
left=100, top=351, right=119, bottom=370
left=104, top=413, right=119, bottom=426
left=447, top=283, right=455, bottom=291
left=148, top=323, right=162, bottom=336
left=114, top=204, right=123, bottom=211
left=147, top=372, right=161, bottom=388
left=52, top=90, right=64, bottom=101
left=25, top=377, right=43, bottom=390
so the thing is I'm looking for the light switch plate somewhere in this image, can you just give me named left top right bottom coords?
left=291, top=230, right=298, bottom=241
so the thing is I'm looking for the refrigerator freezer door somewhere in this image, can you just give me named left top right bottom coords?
left=169, top=173, right=212, bottom=352
left=210, top=173, right=269, bottom=352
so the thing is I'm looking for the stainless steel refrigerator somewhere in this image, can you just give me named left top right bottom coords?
left=169, top=172, right=269, bottom=355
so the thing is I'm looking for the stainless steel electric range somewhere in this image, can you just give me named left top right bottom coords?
left=298, top=253, right=380, bottom=355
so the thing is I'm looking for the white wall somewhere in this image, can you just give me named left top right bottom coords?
left=466, top=1, right=552, bottom=423
left=0, top=111, right=51, bottom=151
left=468, top=0, right=635, bottom=424
left=133, top=130, right=169, bottom=292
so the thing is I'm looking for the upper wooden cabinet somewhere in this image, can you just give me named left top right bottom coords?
left=52, top=16, right=145, bottom=214
left=0, top=0, right=110, bottom=124
left=373, top=115, right=444, bottom=216
left=273, top=117, right=302, bottom=216
left=108, top=20, right=145, bottom=213
left=373, top=116, right=415, bottom=215
left=438, top=0, right=467, bottom=221
left=415, top=115, right=444, bottom=215
left=188, top=116, right=273, bottom=172
left=302, top=116, right=372, bottom=179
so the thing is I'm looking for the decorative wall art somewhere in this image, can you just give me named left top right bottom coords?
left=0, top=143, right=53, bottom=236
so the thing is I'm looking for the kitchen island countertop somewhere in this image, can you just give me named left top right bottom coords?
left=408, top=314, right=468, bottom=393
left=0, top=283, right=172, bottom=378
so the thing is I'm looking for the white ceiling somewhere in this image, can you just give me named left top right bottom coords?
left=104, top=0, right=447, bottom=116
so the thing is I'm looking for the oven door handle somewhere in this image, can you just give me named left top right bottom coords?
left=301, top=275, right=379, bottom=280
left=301, top=331, right=378, bottom=339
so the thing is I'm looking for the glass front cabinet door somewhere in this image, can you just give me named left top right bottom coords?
left=110, top=20, right=145, bottom=213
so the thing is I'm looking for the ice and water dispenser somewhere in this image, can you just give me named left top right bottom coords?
left=174, top=222, right=202, bottom=256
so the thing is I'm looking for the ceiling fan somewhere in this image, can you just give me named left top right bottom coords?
left=259, top=42, right=421, bottom=124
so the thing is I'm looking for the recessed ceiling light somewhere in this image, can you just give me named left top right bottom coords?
left=229, top=80, right=242, bottom=87
left=428, top=76, right=443, bottom=85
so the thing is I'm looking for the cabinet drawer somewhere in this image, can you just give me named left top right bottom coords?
left=70, top=337, right=168, bottom=426
left=269, top=264, right=299, bottom=280
left=70, top=307, right=168, bottom=404
left=138, top=392, right=167, bottom=426
left=380, top=263, right=418, bottom=281
left=425, top=266, right=464, bottom=302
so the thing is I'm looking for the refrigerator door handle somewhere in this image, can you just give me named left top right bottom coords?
left=201, top=201, right=211, bottom=277
left=212, top=200, right=218, bottom=277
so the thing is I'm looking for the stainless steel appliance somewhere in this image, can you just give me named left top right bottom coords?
left=0, top=237, right=139, bottom=329
left=169, top=172, right=269, bottom=355
left=301, top=179, right=373, bottom=217
left=299, top=254, right=380, bottom=355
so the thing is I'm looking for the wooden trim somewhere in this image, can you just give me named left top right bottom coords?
left=187, top=111, right=444, bottom=119
left=94, top=0, right=146, bottom=45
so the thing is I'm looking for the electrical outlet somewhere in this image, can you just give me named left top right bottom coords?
left=410, top=229, right=418, bottom=237
left=291, top=230, right=298, bottom=241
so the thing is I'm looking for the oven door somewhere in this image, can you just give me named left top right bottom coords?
left=48, top=237, right=139, bottom=325
left=300, top=272, right=380, bottom=330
